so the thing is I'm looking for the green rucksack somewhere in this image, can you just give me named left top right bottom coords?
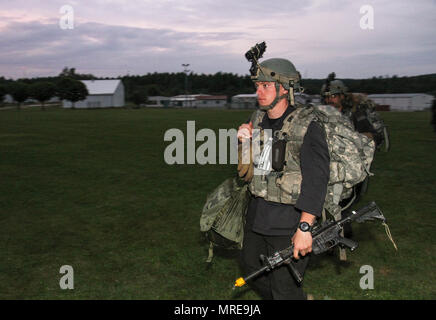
left=200, top=176, right=250, bottom=262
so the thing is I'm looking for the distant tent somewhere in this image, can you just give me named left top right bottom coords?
left=63, top=79, right=125, bottom=108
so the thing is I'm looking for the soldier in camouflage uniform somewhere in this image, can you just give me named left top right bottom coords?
left=321, top=74, right=386, bottom=239
left=237, top=55, right=330, bottom=300
left=321, top=74, right=387, bottom=150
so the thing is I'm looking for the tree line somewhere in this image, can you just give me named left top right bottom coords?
left=114, top=72, right=436, bottom=101
left=1, top=67, right=435, bottom=108
left=0, top=68, right=89, bottom=109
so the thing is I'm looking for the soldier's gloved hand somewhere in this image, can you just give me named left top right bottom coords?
left=238, top=143, right=254, bottom=182
left=237, top=122, right=253, bottom=142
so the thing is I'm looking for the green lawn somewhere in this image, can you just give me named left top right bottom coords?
left=0, top=107, right=435, bottom=300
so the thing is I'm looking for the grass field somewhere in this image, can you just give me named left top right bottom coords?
left=0, top=106, right=435, bottom=300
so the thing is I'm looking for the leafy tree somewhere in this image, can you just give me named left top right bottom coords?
left=29, top=82, right=56, bottom=110
left=10, top=81, right=29, bottom=110
left=146, top=84, right=162, bottom=97
left=0, top=85, right=6, bottom=107
left=59, top=67, right=96, bottom=80
left=59, top=67, right=76, bottom=78
left=57, top=78, right=88, bottom=109
left=131, top=89, right=147, bottom=108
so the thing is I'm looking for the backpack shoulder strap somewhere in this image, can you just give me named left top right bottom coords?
left=279, top=105, right=318, bottom=164
left=281, top=104, right=316, bottom=136
left=249, top=109, right=266, bottom=128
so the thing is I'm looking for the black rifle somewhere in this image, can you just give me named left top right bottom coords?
left=234, top=201, right=387, bottom=288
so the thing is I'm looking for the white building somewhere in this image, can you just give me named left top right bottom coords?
left=307, top=94, right=321, bottom=104
left=195, top=95, right=227, bottom=108
left=230, top=94, right=258, bottom=109
left=147, top=96, right=171, bottom=107
left=230, top=92, right=314, bottom=108
left=63, top=79, right=125, bottom=108
left=367, top=93, right=434, bottom=111
left=294, top=92, right=314, bottom=105
left=3, top=94, right=14, bottom=103
left=167, top=94, right=227, bottom=108
left=169, top=94, right=199, bottom=108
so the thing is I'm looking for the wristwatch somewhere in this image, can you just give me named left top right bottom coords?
left=298, top=222, right=313, bottom=232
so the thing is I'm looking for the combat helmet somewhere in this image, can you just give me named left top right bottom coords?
left=327, top=80, right=348, bottom=95
left=321, top=72, right=348, bottom=99
left=245, top=42, right=303, bottom=110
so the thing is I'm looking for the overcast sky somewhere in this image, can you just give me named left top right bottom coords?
left=1, top=0, right=435, bottom=79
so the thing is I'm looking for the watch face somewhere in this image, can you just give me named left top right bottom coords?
left=300, top=222, right=310, bottom=232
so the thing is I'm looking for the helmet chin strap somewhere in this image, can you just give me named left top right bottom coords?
left=259, top=82, right=289, bottom=111
left=288, top=86, right=295, bottom=106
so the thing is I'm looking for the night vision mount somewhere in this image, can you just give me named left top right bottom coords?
left=324, top=72, right=336, bottom=96
left=245, top=41, right=267, bottom=77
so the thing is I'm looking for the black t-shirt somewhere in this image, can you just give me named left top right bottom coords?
left=246, top=106, right=330, bottom=236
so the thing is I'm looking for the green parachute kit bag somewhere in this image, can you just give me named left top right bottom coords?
left=313, top=104, right=376, bottom=219
left=200, top=176, right=250, bottom=263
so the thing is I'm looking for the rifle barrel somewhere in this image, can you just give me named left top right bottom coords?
left=234, top=265, right=269, bottom=288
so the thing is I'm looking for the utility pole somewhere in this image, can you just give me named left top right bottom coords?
left=182, top=63, right=190, bottom=107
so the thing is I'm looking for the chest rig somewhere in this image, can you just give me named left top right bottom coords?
left=248, top=105, right=315, bottom=204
